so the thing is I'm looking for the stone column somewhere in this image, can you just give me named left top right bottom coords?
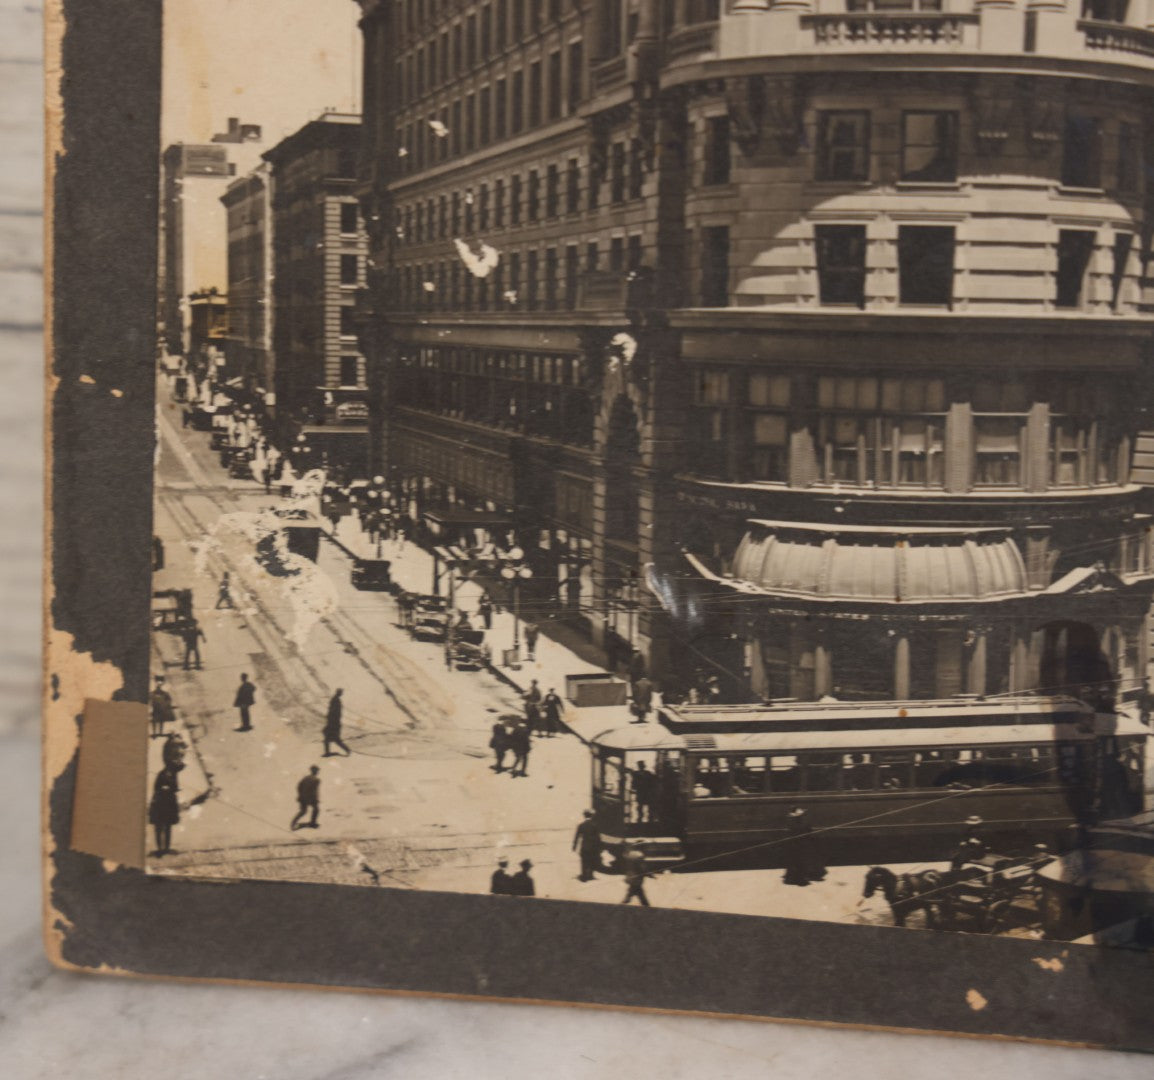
left=894, top=634, right=911, bottom=701
left=966, top=628, right=988, bottom=696
left=814, top=632, right=833, bottom=699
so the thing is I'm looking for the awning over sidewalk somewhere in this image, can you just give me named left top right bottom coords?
left=422, top=508, right=511, bottom=530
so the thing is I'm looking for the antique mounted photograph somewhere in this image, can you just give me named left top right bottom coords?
left=145, top=0, right=1154, bottom=944
left=46, top=0, right=1154, bottom=1048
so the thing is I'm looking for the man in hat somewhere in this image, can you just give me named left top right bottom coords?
left=542, top=687, right=563, bottom=737
left=180, top=619, right=206, bottom=671
left=573, top=810, right=603, bottom=881
left=149, top=676, right=175, bottom=739
left=630, top=760, right=658, bottom=824
left=322, top=688, right=351, bottom=756
left=233, top=672, right=257, bottom=732
left=508, top=721, right=531, bottom=778
left=509, top=858, right=536, bottom=897
left=783, top=805, right=825, bottom=886
left=291, top=766, right=321, bottom=830
left=620, top=842, right=651, bottom=906
left=630, top=674, right=654, bottom=724
left=489, top=719, right=510, bottom=772
left=214, top=571, right=234, bottom=609
left=490, top=857, right=514, bottom=895
left=950, top=816, right=987, bottom=871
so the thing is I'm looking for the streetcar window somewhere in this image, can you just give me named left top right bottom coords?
left=913, top=749, right=958, bottom=788
left=731, top=755, right=767, bottom=795
left=875, top=751, right=912, bottom=790
left=767, top=755, right=801, bottom=793
left=693, top=756, right=731, bottom=798
left=937, top=744, right=1057, bottom=788
left=841, top=753, right=876, bottom=791
left=803, top=752, right=841, bottom=792
left=598, top=754, right=624, bottom=797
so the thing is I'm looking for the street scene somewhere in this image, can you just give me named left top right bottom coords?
left=148, top=369, right=923, bottom=927
left=142, top=0, right=1154, bottom=946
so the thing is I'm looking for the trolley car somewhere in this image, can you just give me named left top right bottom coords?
left=588, top=697, right=1148, bottom=869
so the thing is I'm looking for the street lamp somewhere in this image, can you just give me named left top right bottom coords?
left=500, top=561, right=533, bottom=657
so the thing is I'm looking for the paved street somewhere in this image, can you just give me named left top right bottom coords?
left=147, top=383, right=1019, bottom=934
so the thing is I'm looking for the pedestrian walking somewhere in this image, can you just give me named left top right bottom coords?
left=508, top=721, right=531, bottom=777
left=621, top=843, right=651, bottom=906
left=542, top=688, right=563, bottom=737
left=215, top=571, right=234, bottom=609
left=478, top=594, right=493, bottom=630
left=233, top=672, right=257, bottom=731
left=291, top=766, right=321, bottom=830
left=148, top=765, right=181, bottom=856
left=630, top=675, right=654, bottom=724
left=149, top=676, right=175, bottom=739
left=630, top=761, right=658, bottom=824
left=523, top=621, right=539, bottom=660
left=629, top=649, right=647, bottom=687
left=323, top=688, right=351, bottom=756
left=152, top=535, right=165, bottom=572
left=489, top=719, right=510, bottom=772
left=162, top=731, right=187, bottom=772
left=180, top=619, right=205, bottom=670
left=782, top=806, right=826, bottom=886
left=509, top=858, right=536, bottom=897
left=490, top=856, right=514, bottom=895
left=573, top=810, right=603, bottom=881
left=524, top=679, right=543, bottom=734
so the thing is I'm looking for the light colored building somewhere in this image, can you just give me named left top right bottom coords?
left=356, top=0, right=1154, bottom=708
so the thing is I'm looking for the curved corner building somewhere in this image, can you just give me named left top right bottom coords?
left=355, top=0, right=1154, bottom=715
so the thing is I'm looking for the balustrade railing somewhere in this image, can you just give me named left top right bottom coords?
left=801, top=12, right=978, bottom=48
left=1078, top=19, right=1154, bottom=59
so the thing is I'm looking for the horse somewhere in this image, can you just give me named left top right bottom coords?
left=863, top=866, right=948, bottom=929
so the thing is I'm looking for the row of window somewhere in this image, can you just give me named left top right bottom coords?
left=813, top=224, right=1133, bottom=310
left=394, top=234, right=645, bottom=311
left=689, top=370, right=1125, bottom=487
left=397, top=0, right=575, bottom=49
left=396, top=149, right=644, bottom=248
left=396, top=42, right=583, bottom=169
left=598, top=744, right=1091, bottom=801
left=393, top=346, right=595, bottom=445
left=818, top=108, right=1140, bottom=192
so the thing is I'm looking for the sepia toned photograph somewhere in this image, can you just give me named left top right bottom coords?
left=140, top=0, right=1154, bottom=958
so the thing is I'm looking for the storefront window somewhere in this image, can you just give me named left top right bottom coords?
left=745, top=373, right=790, bottom=482
left=815, top=375, right=944, bottom=488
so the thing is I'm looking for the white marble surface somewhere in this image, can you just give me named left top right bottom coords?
left=3, top=2, right=1152, bottom=1074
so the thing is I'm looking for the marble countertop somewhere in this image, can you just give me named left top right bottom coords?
left=4, top=0, right=1151, bottom=1074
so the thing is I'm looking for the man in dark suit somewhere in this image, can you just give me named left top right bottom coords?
left=234, top=672, right=257, bottom=731
left=323, top=688, right=351, bottom=756
left=573, top=811, right=602, bottom=881
left=291, top=766, right=321, bottom=830
left=508, top=722, right=531, bottom=777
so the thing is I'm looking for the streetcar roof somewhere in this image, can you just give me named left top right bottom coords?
left=658, top=696, right=1094, bottom=734
left=591, top=713, right=1145, bottom=754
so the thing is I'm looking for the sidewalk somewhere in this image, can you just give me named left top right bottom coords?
left=322, top=514, right=651, bottom=744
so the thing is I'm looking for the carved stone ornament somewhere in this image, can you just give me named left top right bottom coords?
left=725, top=75, right=766, bottom=156
left=971, top=88, right=1015, bottom=156
left=761, top=75, right=805, bottom=157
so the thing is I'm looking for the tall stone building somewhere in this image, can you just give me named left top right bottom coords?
left=355, top=0, right=1154, bottom=710
left=263, top=112, right=371, bottom=467
left=221, top=163, right=274, bottom=406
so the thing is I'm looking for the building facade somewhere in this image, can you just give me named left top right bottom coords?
left=221, top=164, right=275, bottom=404
left=356, top=0, right=1154, bottom=708
left=264, top=113, right=371, bottom=467
left=160, top=143, right=235, bottom=357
